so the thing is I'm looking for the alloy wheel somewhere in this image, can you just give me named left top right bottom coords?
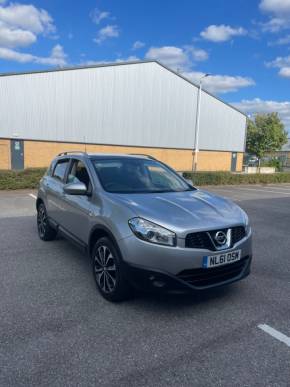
left=94, top=245, right=117, bottom=293
left=37, top=205, right=47, bottom=238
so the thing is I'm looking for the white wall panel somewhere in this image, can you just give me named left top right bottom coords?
left=199, top=91, right=246, bottom=151
left=0, top=62, right=246, bottom=151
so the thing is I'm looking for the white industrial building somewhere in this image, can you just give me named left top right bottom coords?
left=0, top=60, right=246, bottom=171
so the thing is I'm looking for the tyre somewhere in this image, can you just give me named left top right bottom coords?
left=92, top=236, right=132, bottom=302
left=37, top=203, right=57, bottom=241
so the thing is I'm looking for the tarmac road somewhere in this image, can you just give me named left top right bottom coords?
left=0, top=185, right=290, bottom=386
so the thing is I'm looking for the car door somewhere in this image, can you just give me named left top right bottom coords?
left=46, top=158, right=70, bottom=225
left=61, top=158, right=95, bottom=244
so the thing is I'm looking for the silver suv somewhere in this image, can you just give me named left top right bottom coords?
left=37, top=152, right=252, bottom=302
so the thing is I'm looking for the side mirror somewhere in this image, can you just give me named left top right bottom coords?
left=63, top=182, right=88, bottom=195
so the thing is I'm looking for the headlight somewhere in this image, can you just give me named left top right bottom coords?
left=244, top=213, right=251, bottom=235
left=128, top=217, right=176, bottom=246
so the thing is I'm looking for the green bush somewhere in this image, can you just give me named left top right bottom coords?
left=183, top=171, right=290, bottom=186
left=0, top=168, right=46, bottom=190
left=1, top=168, right=290, bottom=190
left=261, top=158, right=283, bottom=171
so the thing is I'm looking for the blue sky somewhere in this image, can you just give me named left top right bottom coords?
left=0, top=0, right=290, bottom=130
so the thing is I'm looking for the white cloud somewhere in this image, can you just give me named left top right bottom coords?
left=260, top=0, right=290, bottom=15
left=232, top=98, right=290, bottom=129
left=0, top=2, right=55, bottom=50
left=115, top=55, right=139, bottom=63
left=144, top=45, right=253, bottom=94
left=94, top=24, right=120, bottom=44
left=0, top=44, right=67, bottom=66
left=132, top=40, right=145, bottom=50
left=0, top=3, right=67, bottom=67
left=200, top=24, right=247, bottom=42
left=90, top=8, right=110, bottom=25
left=0, top=3, right=55, bottom=35
left=185, top=45, right=208, bottom=61
left=259, top=0, right=290, bottom=32
left=279, top=66, right=290, bottom=77
left=80, top=56, right=139, bottom=67
left=266, top=54, right=290, bottom=77
left=145, top=45, right=208, bottom=71
left=0, top=23, right=36, bottom=47
left=0, top=46, right=33, bottom=62
left=268, top=33, right=290, bottom=44
left=267, top=54, right=290, bottom=67
left=260, top=17, right=289, bottom=32
left=145, top=46, right=189, bottom=69
left=42, top=44, right=67, bottom=66
left=183, top=71, right=255, bottom=94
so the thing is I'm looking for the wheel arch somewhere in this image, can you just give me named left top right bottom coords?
left=89, top=225, right=123, bottom=260
left=36, top=197, right=44, bottom=210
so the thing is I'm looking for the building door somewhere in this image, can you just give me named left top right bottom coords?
left=11, top=140, right=24, bottom=170
left=231, top=152, right=237, bottom=172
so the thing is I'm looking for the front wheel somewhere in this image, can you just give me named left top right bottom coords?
left=37, top=203, right=57, bottom=241
left=92, top=237, right=132, bottom=302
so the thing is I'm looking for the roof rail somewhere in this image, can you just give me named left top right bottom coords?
left=129, top=153, right=157, bottom=160
left=57, top=151, right=88, bottom=157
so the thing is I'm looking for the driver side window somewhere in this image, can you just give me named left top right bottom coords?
left=68, top=160, right=92, bottom=192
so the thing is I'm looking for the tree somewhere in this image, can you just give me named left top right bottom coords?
left=246, top=112, right=288, bottom=165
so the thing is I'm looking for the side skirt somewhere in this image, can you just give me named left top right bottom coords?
left=47, top=216, right=88, bottom=254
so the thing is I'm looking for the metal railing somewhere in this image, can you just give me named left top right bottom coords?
left=129, top=153, right=157, bottom=160
left=57, top=151, right=88, bottom=157
left=57, top=151, right=158, bottom=161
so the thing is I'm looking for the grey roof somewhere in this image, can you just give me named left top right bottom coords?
left=0, top=59, right=246, bottom=117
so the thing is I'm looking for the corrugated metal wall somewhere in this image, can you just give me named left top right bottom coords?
left=0, top=62, right=246, bottom=152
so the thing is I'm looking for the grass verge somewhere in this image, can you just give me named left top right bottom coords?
left=1, top=169, right=290, bottom=190
left=183, top=171, right=290, bottom=186
left=0, top=168, right=46, bottom=190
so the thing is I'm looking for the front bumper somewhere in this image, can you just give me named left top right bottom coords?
left=118, top=230, right=252, bottom=292
left=124, top=255, right=252, bottom=292
left=119, top=231, right=252, bottom=274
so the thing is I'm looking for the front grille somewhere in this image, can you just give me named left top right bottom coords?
left=185, top=232, right=213, bottom=250
left=231, top=226, right=246, bottom=245
left=185, top=226, right=246, bottom=251
left=177, top=257, right=249, bottom=288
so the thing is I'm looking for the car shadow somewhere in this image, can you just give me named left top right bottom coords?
left=133, top=284, right=238, bottom=309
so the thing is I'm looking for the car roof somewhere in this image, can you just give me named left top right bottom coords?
left=88, top=153, right=155, bottom=159
left=55, top=152, right=156, bottom=161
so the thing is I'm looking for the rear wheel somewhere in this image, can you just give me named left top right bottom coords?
left=37, top=203, right=57, bottom=241
left=92, top=237, right=132, bottom=302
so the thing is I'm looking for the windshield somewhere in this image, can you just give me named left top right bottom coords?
left=92, top=158, right=194, bottom=194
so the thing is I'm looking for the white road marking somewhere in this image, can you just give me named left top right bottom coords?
left=237, top=187, right=290, bottom=196
left=259, top=186, right=290, bottom=192
left=211, top=187, right=262, bottom=200
left=267, top=184, right=290, bottom=188
left=258, top=324, right=290, bottom=347
left=205, top=189, right=242, bottom=202
left=210, top=188, right=239, bottom=193
left=212, top=187, right=256, bottom=196
left=29, top=193, right=37, bottom=199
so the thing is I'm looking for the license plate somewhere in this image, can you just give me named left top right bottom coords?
left=203, top=250, right=241, bottom=268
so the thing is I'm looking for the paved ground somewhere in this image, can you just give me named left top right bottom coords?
left=0, top=185, right=290, bottom=386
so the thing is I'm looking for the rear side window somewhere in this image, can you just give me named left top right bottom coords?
left=52, top=159, right=69, bottom=182
left=46, top=160, right=56, bottom=176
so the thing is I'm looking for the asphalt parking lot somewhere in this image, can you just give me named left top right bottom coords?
left=0, top=185, right=290, bottom=386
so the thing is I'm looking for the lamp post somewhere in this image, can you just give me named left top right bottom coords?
left=193, top=73, right=211, bottom=171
